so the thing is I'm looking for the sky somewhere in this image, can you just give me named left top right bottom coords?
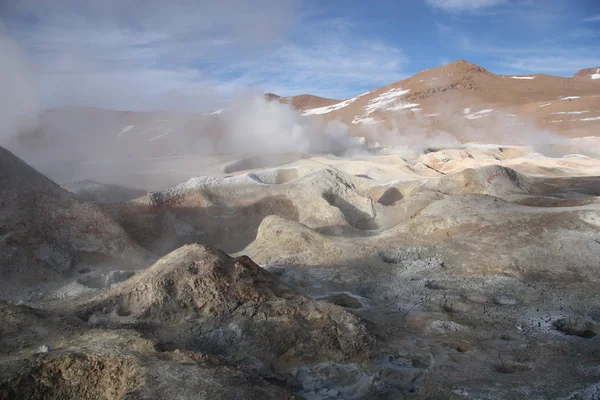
left=1, top=0, right=600, bottom=111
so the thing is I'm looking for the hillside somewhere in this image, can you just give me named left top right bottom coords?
left=295, top=60, right=600, bottom=140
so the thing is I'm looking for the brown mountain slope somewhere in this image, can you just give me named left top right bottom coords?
left=264, top=93, right=340, bottom=110
left=573, top=66, right=600, bottom=79
left=296, top=60, right=600, bottom=141
left=283, top=94, right=340, bottom=110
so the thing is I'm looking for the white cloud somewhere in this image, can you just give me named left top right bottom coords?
left=2, top=0, right=297, bottom=111
left=583, top=15, right=600, bottom=22
left=500, top=56, right=600, bottom=74
left=451, top=28, right=600, bottom=75
left=425, top=0, right=505, bottom=12
left=224, top=40, right=407, bottom=99
left=0, top=33, right=40, bottom=140
left=568, top=28, right=599, bottom=38
left=2, top=0, right=406, bottom=110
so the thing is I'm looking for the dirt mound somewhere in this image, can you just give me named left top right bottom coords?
left=418, top=148, right=473, bottom=172
left=78, top=244, right=373, bottom=366
left=62, top=180, right=146, bottom=203
left=242, top=215, right=335, bottom=265
left=0, top=302, right=294, bottom=400
left=436, top=165, right=529, bottom=197
left=0, top=147, right=150, bottom=298
left=0, top=353, right=139, bottom=400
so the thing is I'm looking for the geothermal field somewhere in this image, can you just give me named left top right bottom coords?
left=1, top=3, right=600, bottom=398
left=3, top=97, right=600, bottom=399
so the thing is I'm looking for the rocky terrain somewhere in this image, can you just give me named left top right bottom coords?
left=1, top=60, right=600, bottom=399
left=2, top=133, right=600, bottom=399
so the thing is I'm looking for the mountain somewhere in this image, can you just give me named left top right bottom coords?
left=294, top=60, right=600, bottom=140
left=573, top=66, right=600, bottom=80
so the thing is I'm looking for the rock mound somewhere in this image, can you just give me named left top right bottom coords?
left=0, top=302, right=294, bottom=400
left=418, top=149, right=473, bottom=172
left=436, top=165, right=529, bottom=197
left=79, top=244, right=373, bottom=366
left=0, top=353, right=139, bottom=400
left=0, top=147, right=150, bottom=298
left=242, top=215, right=336, bottom=265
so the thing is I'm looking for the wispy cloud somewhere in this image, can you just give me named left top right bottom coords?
left=568, top=28, right=599, bottom=38
left=1, top=0, right=407, bottom=110
left=221, top=39, right=406, bottom=99
left=425, top=0, right=505, bottom=13
left=582, top=14, right=600, bottom=22
left=2, top=0, right=299, bottom=110
left=500, top=55, right=600, bottom=74
left=438, top=20, right=600, bottom=75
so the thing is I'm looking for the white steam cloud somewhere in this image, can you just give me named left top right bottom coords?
left=220, top=93, right=365, bottom=154
left=0, top=29, right=40, bottom=142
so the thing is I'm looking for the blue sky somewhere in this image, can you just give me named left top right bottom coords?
left=1, top=0, right=600, bottom=111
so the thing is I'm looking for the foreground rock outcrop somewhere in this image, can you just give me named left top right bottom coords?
left=77, top=244, right=373, bottom=371
left=3, top=141, right=600, bottom=399
left=0, top=302, right=295, bottom=400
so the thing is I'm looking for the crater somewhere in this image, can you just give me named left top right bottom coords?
left=248, top=168, right=299, bottom=184
left=554, top=317, right=598, bottom=339
left=319, top=293, right=362, bottom=309
left=323, top=191, right=377, bottom=230
left=377, top=187, right=403, bottom=206
left=77, top=270, right=136, bottom=289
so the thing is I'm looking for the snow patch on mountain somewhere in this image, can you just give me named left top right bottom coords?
left=551, top=111, right=589, bottom=115
left=363, top=88, right=411, bottom=115
left=301, top=90, right=372, bottom=116
left=118, top=125, right=134, bottom=138
left=387, top=103, right=420, bottom=111
left=149, top=131, right=170, bottom=141
left=352, top=116, right=380, bottom=125
left=302, top=98, right=357, bottom=116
